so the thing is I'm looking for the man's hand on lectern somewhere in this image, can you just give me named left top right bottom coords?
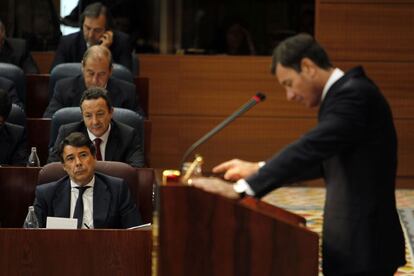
left=212, top=159, right=260, bottom=181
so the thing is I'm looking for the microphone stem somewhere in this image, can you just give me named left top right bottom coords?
left=180, top=99, right=258, bottom=168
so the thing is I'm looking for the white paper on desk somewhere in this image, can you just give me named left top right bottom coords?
left=127, top=223, right=151, bottom=230
left=46, top=217, right=78, bottom=229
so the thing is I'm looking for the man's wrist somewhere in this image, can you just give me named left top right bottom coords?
left=233, top=179, right=255, bottom=198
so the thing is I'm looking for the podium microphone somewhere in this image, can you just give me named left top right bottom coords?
left=180, top=92, right=266, bottom=169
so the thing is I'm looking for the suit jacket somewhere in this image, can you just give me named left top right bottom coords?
left=0, top=76, right=23, bottom=109
left=34, top=172, right=142, bottom=229
left=43, top=75, right=138, bottom=118
left=48, top=120, right=145, bottom=167
left=0, top=38, right=39, bottom=74
left=246, top=67, right=405, bottom=274
left=0, top=122, right=28, bottom=165
left=51, top=30, right=132, bottom=71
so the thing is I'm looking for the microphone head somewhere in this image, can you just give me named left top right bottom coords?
left=256, top=91, right=266, bottom=102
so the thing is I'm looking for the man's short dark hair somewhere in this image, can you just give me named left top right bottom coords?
left=80, top=2, right=113, bottom=30
left=80, top=87, right=113, bottom=111
left=271, top=33, right=332, bottom=74
left=0, top=89, right=12, bottom=120
left=58, top=132, right=96, bottom=163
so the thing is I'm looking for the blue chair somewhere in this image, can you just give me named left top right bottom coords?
left=0, top=63, right=26, bottom=106
left=48, top=62, right=134, bottom=100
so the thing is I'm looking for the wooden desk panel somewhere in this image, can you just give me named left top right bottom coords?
left=140, top=55, right=314, bottom=118
left=0, top=167, right=40, bottom=227
left=31, top=51, right=54, bottom=74
left=26, top=74, right=50, bottom=118
left=27, top=118, right=51, bottom=165
left=158, top=185, right=318, bottom=275
left=0, top=229, right=151, bottom=276
left=316, top=2, right=414, bottom=62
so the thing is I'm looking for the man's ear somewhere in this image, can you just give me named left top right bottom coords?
left=300, top=58, right=317, bottom=77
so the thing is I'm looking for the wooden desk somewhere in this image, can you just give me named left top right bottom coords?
left=0, top=228, right=151, bottom=275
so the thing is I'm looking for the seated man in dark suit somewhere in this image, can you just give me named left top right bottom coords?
left=48, top=87, right=144, bottom=167
left=0, top=19, right=39, bottom=74
left=44, top=45, right=140, bottom=118
left=35, top=131, right=142, bottom=229
left=51, top=2, right=132, bottom=71
left=0, top=76, right=23, bottom=109
left=0, top=89, right=27, bottom=165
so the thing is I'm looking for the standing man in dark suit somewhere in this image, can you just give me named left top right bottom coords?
left=0, top=89, right=27, bottom=165
left=192, top=34, right=406, bottom=275
left=48, top=87, right=144, bottom=167
left=44, top=45, right=140, bottom=118
left=51, top=2, right=132, bottom=71
left=0, top=19, right=39, bottom=74
left=35, top=131, right=142, bottom=229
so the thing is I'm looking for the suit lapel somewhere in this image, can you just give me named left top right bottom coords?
left=93, top=174, right=111, bottom=228
left=104, top=121, right=119, bottom=161
left=52, top=178, right=71, bottom=218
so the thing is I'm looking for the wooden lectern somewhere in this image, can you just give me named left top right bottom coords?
left=156, top=183, right=319, bottom=276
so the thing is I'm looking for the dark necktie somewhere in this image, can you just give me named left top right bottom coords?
left=73, top=186, right=90, bottom=229
left=94, top=138, right=102, bottom=161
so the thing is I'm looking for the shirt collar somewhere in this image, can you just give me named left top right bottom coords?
left=70, top=175, right=95, bottom=188
left=87, top=123, right=111, bottom=144
left=321, top=68, right=344, bottom=102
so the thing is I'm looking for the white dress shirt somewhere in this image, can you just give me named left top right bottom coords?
left=70, top=177, right=95, bottom=229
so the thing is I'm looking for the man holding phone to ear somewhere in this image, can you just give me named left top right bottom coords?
left=51, top=2, right=132, bottom=71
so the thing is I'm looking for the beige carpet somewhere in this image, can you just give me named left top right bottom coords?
left=262, top=187, right=414, bottom=275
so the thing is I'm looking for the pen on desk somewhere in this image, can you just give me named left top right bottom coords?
left=84, top=223, right=90, bottom=229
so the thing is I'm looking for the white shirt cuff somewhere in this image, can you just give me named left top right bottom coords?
left=234, top=179, right=255, bottom=196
